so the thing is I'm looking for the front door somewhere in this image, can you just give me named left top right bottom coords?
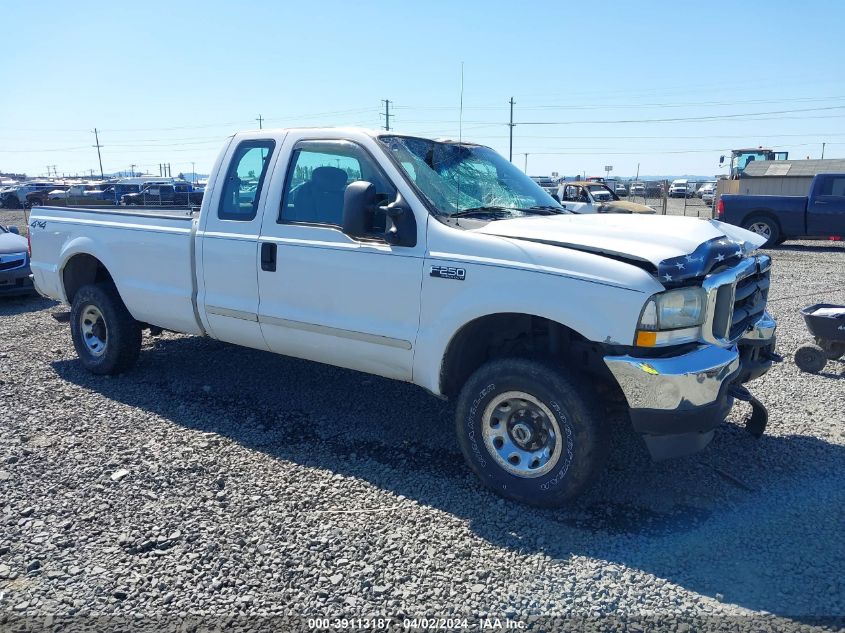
left=558, top=184, right=593, bottom=213
left=256, top=138, right=425, bottom=381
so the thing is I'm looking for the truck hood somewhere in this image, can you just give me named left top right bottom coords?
left=0, top=231, right=27, bottom=254
left=473, top=213, right=765, bottom=280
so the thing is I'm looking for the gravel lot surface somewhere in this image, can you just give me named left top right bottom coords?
left=0, top=205, right=843, bottom=631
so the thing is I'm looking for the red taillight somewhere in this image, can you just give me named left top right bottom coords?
left=716, top=198, right=724, bottom=217
left=830, top=235, right=842, bottom=241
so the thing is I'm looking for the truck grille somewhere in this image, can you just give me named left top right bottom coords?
left=703, top=254, right=771, bottom=345
left=0, top=256, right=26, bottom=271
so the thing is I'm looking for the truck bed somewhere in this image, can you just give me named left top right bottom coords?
left=29, top=205, right=203, bottom=336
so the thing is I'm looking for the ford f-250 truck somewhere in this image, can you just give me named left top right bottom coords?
left=28, top=128, right=778, bottom=507
left=718, top=173, right=845, bottom=246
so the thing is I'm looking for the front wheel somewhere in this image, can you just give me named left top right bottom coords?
left=455, top=358, right=607, bottom=507
left=794, top=344, right=827, bottom=373
left=742, top=215, right=781, bottom=247
left=70, top=284, right=142, bottom=375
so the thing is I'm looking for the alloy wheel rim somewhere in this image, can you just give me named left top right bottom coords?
left=748, top=222, right=772, bottom=238
left=481, top=391, right=562, bottom=478
left=80, top=305, right=108, bottom=356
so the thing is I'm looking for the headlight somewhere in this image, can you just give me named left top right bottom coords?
left=635, top=287, right=706, bottom=347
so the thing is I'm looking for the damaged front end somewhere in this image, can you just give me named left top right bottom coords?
left=603, top=242, right=779, bottom=460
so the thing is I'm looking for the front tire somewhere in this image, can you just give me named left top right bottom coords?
left=455, top=358, right=607, bottom=507
left=794, top=344, right=827, bottom=373
left=70, top=284, right=142, bottom=375
left=742, top=215, right=781, bottom=247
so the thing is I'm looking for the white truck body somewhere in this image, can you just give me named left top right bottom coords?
left=29, top=127, right=778, bottom=505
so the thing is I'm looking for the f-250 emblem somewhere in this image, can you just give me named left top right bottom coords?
left=430, top=265, right=466, bottom=280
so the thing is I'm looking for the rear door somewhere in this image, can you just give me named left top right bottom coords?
left=197, top=135, right=282, bottom=350
left=256, top=134, right=425, bottom=380
left=807, top=175, right=845, bottom=236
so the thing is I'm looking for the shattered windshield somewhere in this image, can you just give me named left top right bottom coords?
left=378, top=136, right=565, bottom=218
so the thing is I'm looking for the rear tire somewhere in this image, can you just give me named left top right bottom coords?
left=794, top=344, right=827, bottom=374
left=742, top=215, right=780, bottom=247
left=70, top=283, right=142, bottom=375
left=454, top=357, right=607, bottom=507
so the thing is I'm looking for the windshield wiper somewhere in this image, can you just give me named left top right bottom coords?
left=450, top=206, right=516, bottom=218
left=451, top=205, right=563, bottom=218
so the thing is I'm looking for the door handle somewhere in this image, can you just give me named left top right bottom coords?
left=260, top=242, right=277, bottom=272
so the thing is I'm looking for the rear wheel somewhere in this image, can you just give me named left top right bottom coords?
left=794, top=344, right=827, bottom=373
left=455, top=358, right=607, bottom=507
left=70, top=283, right=141, bottom=375
left=742, top=215, right=780, bottom=247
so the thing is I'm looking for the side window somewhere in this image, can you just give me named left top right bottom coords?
left=280, top=140, right=395, bottom=229
left=819, top=177, right=845, bottom=197
left=218, top=140, right=275, bottom=221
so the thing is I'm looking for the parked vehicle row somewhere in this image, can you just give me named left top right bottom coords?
left=1, top=176, right=205, bottom=208
left=29, top=127, right=778, bottom=507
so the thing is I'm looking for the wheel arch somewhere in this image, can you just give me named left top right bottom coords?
left=438, top=312, right=590, bottom=398
left=61, top=251, right=117, bottom=305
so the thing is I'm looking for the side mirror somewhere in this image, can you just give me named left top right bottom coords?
left=342, top=180, right=377, bottom=238
left=719, top=155, right=725, bottom=165
left=8, top=226, right=20, bottom=235
left=343, top=181, right=417, bottom=247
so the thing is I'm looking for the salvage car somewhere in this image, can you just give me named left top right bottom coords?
left=557, top=181, right=655, bottom=214
left=718, top=173, right=845, bottom=246
left=0, top=225, right=34, bottom=296
left=29, top=128, right=778, bottom=507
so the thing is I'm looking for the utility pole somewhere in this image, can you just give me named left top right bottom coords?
left=523, top=153, right=529, bottom=174
left=191, top=162, right=196, bottom=184
left=46, top=165, right=51, bottom=177
left=92, top=128, right=104, bottom=179
left=508, top=97, right=515, bottom=162
left=381, top=99, right=391, bottom=131
left=52, top=165, right=57, bottom=178
left=822, top=142, right=826, bottom=159
left=256, top=114, right=264, bottom=129
left=168, top=163, right=172, bottom=178
left=130, top=164, right=137, bottom=177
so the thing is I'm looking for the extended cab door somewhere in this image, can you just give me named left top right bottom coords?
left=256, top=134, right=425, bottom=381
left=807, top=174, right=845, bottom=236
left=197, top=134, right=282, bottom=350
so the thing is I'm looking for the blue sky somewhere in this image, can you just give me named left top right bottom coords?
left=2, top=0, right=844, bottom=178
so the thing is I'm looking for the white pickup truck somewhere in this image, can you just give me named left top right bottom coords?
left=29, top=128, right=779, bottom=507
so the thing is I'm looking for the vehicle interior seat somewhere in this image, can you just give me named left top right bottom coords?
left=290, top=166, right=348, bottom=224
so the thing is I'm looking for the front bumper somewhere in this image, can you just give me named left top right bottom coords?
left=0, top=267, right=34, bottom=296
left=604, top=311, right=776, bottom=460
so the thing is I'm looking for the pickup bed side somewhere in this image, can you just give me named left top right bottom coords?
left=29, top=207, right=203, bottom=336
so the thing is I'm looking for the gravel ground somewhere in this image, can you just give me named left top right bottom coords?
left=0, top=214, right=844, bottom=631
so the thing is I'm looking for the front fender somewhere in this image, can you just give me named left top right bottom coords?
left=412, top=259, right=652, bottom=396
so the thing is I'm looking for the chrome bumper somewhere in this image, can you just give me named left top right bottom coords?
left=603, top=311, right=776, bottom=459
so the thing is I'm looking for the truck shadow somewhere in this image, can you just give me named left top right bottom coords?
left=771, top=242, right=845, bottom=253
left=0, top=294, right=57, bottom=316
left=52, top=335, right=845, bottom=623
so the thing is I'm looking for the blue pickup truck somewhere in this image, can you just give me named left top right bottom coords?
left=717, top=173, right=845, bottom=246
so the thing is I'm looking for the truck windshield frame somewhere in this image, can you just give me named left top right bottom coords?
left=377, top=135, right=565, bottom=219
